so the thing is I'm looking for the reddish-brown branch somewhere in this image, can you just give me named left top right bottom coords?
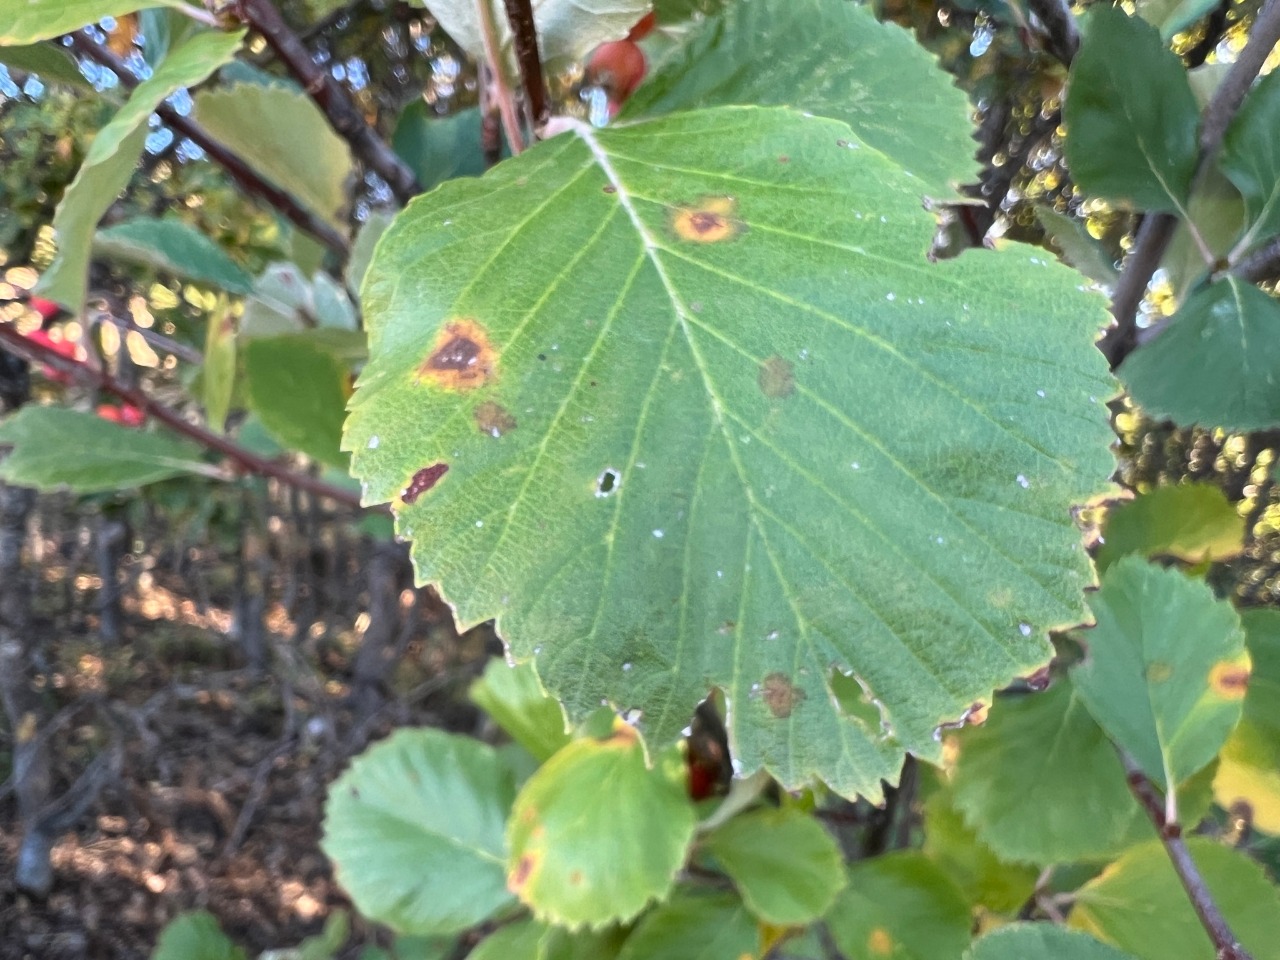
left=232, top=0, right=420, bottom=203
left=69, top=31, right=351, bottom=260
left=1101, top=0, right=1280, bottom=368
left=0, top=323, right=365, bottom=509
left=1121, top=752, right=1255, bottom=960
left=502, top=0, right=550, bottom=129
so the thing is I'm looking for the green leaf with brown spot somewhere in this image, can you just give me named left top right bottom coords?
left=346, top=106, right=1114, bottom=800
left=1214, top=608, right=1280, bottom=834
left=506, top=722, right=697, bottom=928
left=1069, top=556, right=1249, bottom=792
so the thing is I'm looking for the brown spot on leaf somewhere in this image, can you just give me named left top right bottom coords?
left=758, top=355, right=795, bottom=398
left=868, top=928, right=894, bottom=956
left=1146, top=661, right=1173, bottom=683
left=670, top=196, right=741, bottom=244
left=401, top=463, right=448, bottom=504
left=603, top=185, right=617, bottom=194
left=474, top=401, right=516, bottom=437
left=569, top=870, right=583, bottom=886
left=509, top=854, right=535, bottom=891
left=762, top=672, right=805, bottom=719
left=418, top=319, right=497, bottom=391
left=598, top=717, right=640, bottom=747
left=1210, top=658, right=1250, bottom=700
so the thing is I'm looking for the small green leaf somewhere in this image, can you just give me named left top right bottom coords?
left=616, top=892, right=759, bottom=960
left=243, top=335, right=350, bottom=469
left=965, top=924, right=1138, bottom=960
left=348, top=106, right=1114, bottom=801
left=0, top=0, right=187, bottom=44
left=321, top=728, right=516, bottom=936
left=1221, top=70, right=1280, bottom=255
left=0, top=43, right=91, bottom=89
left=152, top=911, right=246, bottom=960
left=623, top=0, right=978, bottom=200
left=950, top=676, right=1215, bottom=865
left=1097, top=483, right=1245, bottom=573
left=1064, top=6, right=1199, bottom=213
left=470, top=659, right=570, bottom=762
left=1035, top=206, right=1119, bottom=288
left=393, top=103, right=489, bottom=194
left=1160, top=168, right=1244, bottom=300
left=193, top=83, right=353, bottom=229
left=1070, top=556, right=1249, bottom=792
left=1135, top=0, right=1219, bottom=40
left=202, top=300, right=237, bottom=433
left=0, top=406, right=211, bottom=493
left=703, top=806, right=845, bottom=925
left=241, top=263, right=358, bottom=337
left=826, top=852, right=971, bottom=960
left=94, top=217, right=254, bottom=294
left=920, top=775, right=1039, bottom=913
left=1069, top=839, right=1280, bottom=960
left=507, top=722, right=697, bottom=928
left=1120, top=277, right=1280, bottom=432
left=34, top=28, right=246, bottom=310
left=1215, top=609, right=1280, bottom=834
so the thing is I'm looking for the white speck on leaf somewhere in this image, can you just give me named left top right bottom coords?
left=653, top=529, right=664, bottom=538
left=1019, top=623, right=1032, bottom=637
left=1016, top=474, right=1030, bottom=489
left=367, top=436, right=379, bottom=449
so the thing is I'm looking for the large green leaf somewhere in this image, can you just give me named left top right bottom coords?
left=94, top=217, right=254, bottom=294
left=950, top=677, right=1215, bottom=865
left=1119, top=277, right=1280, bottom=432
left=1069, top=839, right=1280, bottom=960
left=0, top=406, right=212, bottom=492
left=152, top=911, right=246, bottom=960
left=1096, top=483, right=1245, bottom=573
left=965, top=924, right=1138, bottom=960
left=243, top=335, right=350, bottom=469
left=411, top=0, right=647, bottom=68
left=0, top=0, right=185, bottom=44
left=34, top=28, right=246, bottom=310
left=321, top=728, right=516, bottom=936
left=615, top=892, right=760, bottom=960
left=826, top=853, right=971, bottom=960
left=507, top=722, right=696, bottom=928
left=1221, top=70, right=1280, bottom=254
left=703, top=806, right=845, bottom=925
left=347, top=107, right=1114, bottom=799
left=1063, top=6, right=1199, bottom=214
left=622, top=0, right=978, bottom=201
left=1215, top=609, right=1280, bottom=833
left=1069, top=556, right=1248, bottom=792
left=470, top=658, right=571, bottom=762
left=193, top=83, right=353, bottom=230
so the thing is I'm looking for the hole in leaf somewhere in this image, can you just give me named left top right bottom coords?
left=595, top=468, right=620, bottom=497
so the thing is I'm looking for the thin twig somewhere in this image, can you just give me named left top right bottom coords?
left=1121, top=751, right=1255, bottom=960
left=1233, top=232, right=1280, bottom=283
left=0, top=323, right=366, bottom=509
left=478, top=4, right=526, bottom=153
left=1101, top=0, right=1280, bottom=368
left=501, top=0, right=550, bottom=130
left=233, top=0, right=420, bottom=203
left=69, top=31, right=351, bottom=260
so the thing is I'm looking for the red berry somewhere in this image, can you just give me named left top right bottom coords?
left=96, top=404, right=123, bottom=423
left=118, top=403, right=145, bottom=427
left=587, top=39, right=647, bottom=103
left=27, top=296, right=63, bottom=323
left=627, top=11, right=657, bottom=41
left=25, top=328, right=80, bottom=384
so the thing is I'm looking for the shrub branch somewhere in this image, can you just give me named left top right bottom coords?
left=502, top=0, right=551, bottom=130
left=1101, top=0, right=1280, bottom=368
left=232, top=0, right=421, bottom=203
left=1121, top=751, right=1255, bottom=960
left=0, top=322, right=365, bottom=509
left=69, top=31, right=352, bottom=260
